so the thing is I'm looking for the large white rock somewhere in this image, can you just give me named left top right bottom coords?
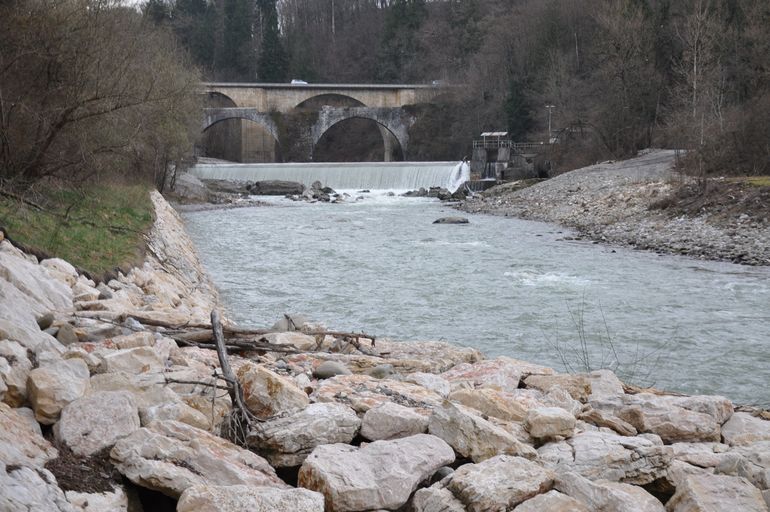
left=0, top=402, right=57, bottom=467
left=177, top=485, right=325, bottom=512
left=110, top=420, right=286, bottom=498
left=298, top=434, right=455, bottom=511
left=721, top=412, right=770, bottom=446
left=237, top=361, right=309, bottom=419
left=54, top=391, right=140, bottom=456
left=0, top=462, right=76, bottom=512
left=411, top=485, right=466, bottom=512
left=248, top=402, right=361, bottom=467
left=666, top=473, right=766, bottom=512
left=101, top=346, right=164, bottom=374
left=404, top=372, right=452, bottom=397
left=40, top=258, right=79, bottom=287
left=28, top=358, right=90, bottom=424
left=441, top=356, right=551, bottom=390
left=555, top=471, right=665, bottom=512
left=263, top=331, right=319, bottom=351
left=618, top=396, right=722, bottom=444
left=538, top=430, right=672, bottom=485
left=428, top=401, right=537, bottom=462
left=311, top=373, right=443, bottom=413
left=0, top=340, right=32, bottom=406
left=715, top=440, right=770, bottom=491
left=513, top=489, right=590, bottom=511
left=360, top=401, right=428, bottom=441
left=524, top=374, right=592, bottom=402
left=449, top=387, right=529, bottom=421
left=447, top=455, right=554, bottom=512
left=524, top=407, right=576, bottom=440
left=65, top=487, right=129, bottom=512
left=139, top=400, right=211, bottom=430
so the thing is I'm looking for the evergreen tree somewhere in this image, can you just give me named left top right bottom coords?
left=144, top=0, right=171, bottom=24
left=505, top=78, right=533, bottom=140
left=378, top=0, right=427, bottom=82
left=257, top=0, right=288, bottom=82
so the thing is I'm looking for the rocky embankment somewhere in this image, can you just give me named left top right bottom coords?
left=2, top=191, right=770, bottom=511
left=458, top=150, right=770, bottom=265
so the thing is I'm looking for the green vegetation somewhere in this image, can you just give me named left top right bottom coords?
left=743, top=177, right=770, bottom=188
left=0, top=185, right=154, bottom=276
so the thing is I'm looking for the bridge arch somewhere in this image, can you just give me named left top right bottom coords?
left=201, top=112, right=281, bottom=163
left=206, top=91, right=238, bottom=108
left=294, top=93, right=366, bottom=110
left=311, top=106, right=413, bottom=161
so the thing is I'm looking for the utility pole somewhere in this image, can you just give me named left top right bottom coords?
left=545, top=104, right=555, bottom=143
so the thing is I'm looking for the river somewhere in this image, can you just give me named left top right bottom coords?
left=181, top=191, right=770, bottom=407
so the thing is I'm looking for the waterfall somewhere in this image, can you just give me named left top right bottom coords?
left=189, top=161, right=468, bottom=191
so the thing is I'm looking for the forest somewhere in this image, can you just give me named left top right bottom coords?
left=146, top=0, right=769, bottom=174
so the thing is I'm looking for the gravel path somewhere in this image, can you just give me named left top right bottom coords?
left=458, top=149, right=770, bottom=265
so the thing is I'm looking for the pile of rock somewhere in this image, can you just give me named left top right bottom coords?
left=2, top=191, right=770, bottom=511
left=286, top=181, right=354, bottom=203
left=403, top=187, right=467, bottom=201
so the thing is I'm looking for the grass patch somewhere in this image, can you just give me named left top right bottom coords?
left=743, top=176, right=770, bottom=188
left=0, top=184, right=153, bottom=276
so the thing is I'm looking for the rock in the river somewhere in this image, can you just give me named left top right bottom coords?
left=237, top=361, right=309, bottom=419
left=248, top=180, right=306, bottom=195
left=54, top=391, right=140, bottom=456
left=0, top=402, right=57, bottom=467
left=428, top=401, right=537, bottom=462
left=433, top=216, right=469, bottom=224
left=538, top=430, right=672, bottom=485
left=248, top=402, right=361, bottom=467
left=554, top=471, right=665, bottom=512
left=110, top=420, right=286, bottom=498
left=721, top=412, right=770, bottom=446
left=177, top=485, right=324, bottom=512
left=298, top=434, right=455, bottom=511
left=666, top=473, right=766, bottom=512
left=513, top=489, right=590, bottom=511
left=360, top=401, right=428, bottom=441
left=28, top=358, right=90, bottom=424
left=524, top=407, right=576, bottom=440
left=447, top=455, right=554, bottom=512
left=313, top=360, right=352, bottom=379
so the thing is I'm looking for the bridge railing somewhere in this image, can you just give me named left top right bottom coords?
left=473, top=140, right=551, bottom=152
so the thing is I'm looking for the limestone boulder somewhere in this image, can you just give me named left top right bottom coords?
left=237, top=361, right=309, bottom=419
left=538, top=430, right=672, bottom=485
left=411, top=485, right=466, bottom=512
left=447, top=455, right=554, bottom=512
left=0, top=339, right=33, bottom=406
left=313, top=360, right=352, bottom=379
left=449, top=387, right=529, bottom=421
left=524, top=374, right=592, bottom=402
left=101, top=346, right=164, bottom=374
left=669, top=442, right=732, bottom=469
left=0, top=463, right=75, bottom=512
left=0, top=402, right=57, bottom=467
left=587, top=369, right=626, bottom=403
left=248, top=402, right=361, bottom=467
left=40, top=258, right=79, bottom=287
left=110, top=420, right=286, bottom=498
left=263, top=331, right=319, bottom=351
left=441, top=356, right=551, bottom=391
left=311, top=373, right=443, bottom=413
left=715, top=440, right=770, bottom=490
left=554, top=471, right=665, bottom=512
left=618, top=399, right=721, bottom=444
left=65, top=487, right=130, bottom=512
left=28, top=358, right=90, bottom=424
left=360, top=401, right=428, bottom=441
left=54, top=391, right=140, bottom=456
left=428, top=401, right=537, bottom=462
left=72, top=281, right=101, bottom=303
left=405, top=372, right=452, bottom=397
left=524, top=407, right=576, bottom=440
left=177, top=485, right=324, bottom=512
left=579, top=407, right=637, bottom=436
left=513, top=489, right=590, bottom=511
left=139, top=400, right=211, bottom=430
left=298, top=434, right=455, bottom=511
left=721, top=412, right=770, bottom=446
left=370, top=338, right=483, bottom=373
left=666, top=473, right=766, bottom=512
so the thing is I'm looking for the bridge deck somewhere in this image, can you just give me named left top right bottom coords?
left=203, top=82, right=440, bottom=90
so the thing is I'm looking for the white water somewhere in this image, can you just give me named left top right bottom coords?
left=189, top=161, right=468, bottom=192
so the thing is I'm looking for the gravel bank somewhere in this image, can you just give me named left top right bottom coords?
left=458, top=149, right=770, bottom=266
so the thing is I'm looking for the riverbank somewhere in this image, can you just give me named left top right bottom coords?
left=2, top=190, right=770, bottom=511
left=458, top=150, right=770, bottom=266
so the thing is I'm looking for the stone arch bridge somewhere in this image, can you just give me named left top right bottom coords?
left=201, top=83, right=442, bottom=162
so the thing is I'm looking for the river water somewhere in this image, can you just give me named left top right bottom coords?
left=182, top=192, right=770, bottom=406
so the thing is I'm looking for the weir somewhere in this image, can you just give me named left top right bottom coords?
left=189, top=161, right=470, bottom=192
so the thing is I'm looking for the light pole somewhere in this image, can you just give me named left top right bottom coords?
left=545, top=104, right=555, bottom=143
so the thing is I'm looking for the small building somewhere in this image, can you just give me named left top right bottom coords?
left=471, top=132, right=549, bottom=182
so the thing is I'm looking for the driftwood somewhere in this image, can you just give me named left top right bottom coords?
left=211, top=309, right=260, bottom=445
